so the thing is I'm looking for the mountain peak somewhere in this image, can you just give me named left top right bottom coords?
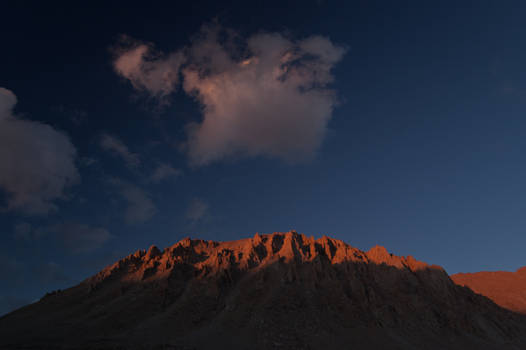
left=88, top=232, right=438, bottom=288
left=3, top=232, right=526, bottom=350
left=366, top=245, right=392, bottom=262
left=145, top=245, right=161, bottom=259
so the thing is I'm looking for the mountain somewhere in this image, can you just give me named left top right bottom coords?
left=452, top=267, right=526, bottom=314
left=1, top=231, right=526, bottom=349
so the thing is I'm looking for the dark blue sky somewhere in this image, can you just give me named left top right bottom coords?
left=2, top=1, right=526, bottom=315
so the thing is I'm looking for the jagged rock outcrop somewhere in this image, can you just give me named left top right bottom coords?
left=452, top=267, right=526, bottom=314
left=1, top=231, right=526, bottom=350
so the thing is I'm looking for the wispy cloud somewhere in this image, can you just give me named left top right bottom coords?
left=113, top=35, right=185, bottom=104
left=109, top=178, right=156, bottom=224
left=150, top=163, right=181, bottom=183
left=100, top=133, right=140, bottom=168
left=48, top=222, right=113, bottom=254
left=13, top=221, right=112, bottom=254
left=185, top=198, right=209, bottom=223
left=113, top=24, right=346, bottom=165
left=0, top=88, right=79, bottom=214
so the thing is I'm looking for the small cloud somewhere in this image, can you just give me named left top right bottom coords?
left=80, top=157, right=97, bottom=167
left=185, top=198, right=208, bottom=223
left=100, top=133, right=140, bottom=169
left=0, top=87, right=79, bottom=215
left=48, top=222, right=113, bottom=254
left=109, top=178, right=156, bottom=224
left=150, top=163, right=181, bottom=183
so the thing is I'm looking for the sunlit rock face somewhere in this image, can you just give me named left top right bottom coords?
left=452, top=267, right=526, bottom=314
left=2, top=231, right=526, bottom=349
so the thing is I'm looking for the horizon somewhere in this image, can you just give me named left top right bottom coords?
left=3, top=1, right=526, bottom=317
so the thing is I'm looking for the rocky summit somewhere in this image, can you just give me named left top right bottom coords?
left=1, top=231, right=526, bottom=349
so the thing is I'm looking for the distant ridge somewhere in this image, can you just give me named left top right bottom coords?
left=452, top=267, right=526, bottom=314
left=1, top=231, right=526, bottom=349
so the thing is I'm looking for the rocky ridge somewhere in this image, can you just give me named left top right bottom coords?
left=1, top=231, right=526, bottom=350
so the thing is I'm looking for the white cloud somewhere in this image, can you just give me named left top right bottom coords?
left=150, top=163, right=181, bottom=183
left=0, top=88, right=79, bottom=214
left=100, top=133, right=140, bottom=168
left=113, top=25, right=346, bottom=165
left=109, top=178, right=156, bottom=224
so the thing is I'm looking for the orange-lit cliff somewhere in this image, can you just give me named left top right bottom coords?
left=452, top=267, right=526, bottom=314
